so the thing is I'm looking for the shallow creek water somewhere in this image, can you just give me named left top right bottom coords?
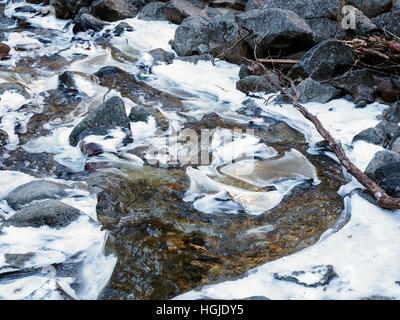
left=0, top=0, right=387, bottom=300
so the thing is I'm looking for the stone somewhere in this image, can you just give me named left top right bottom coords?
left=172, top=16, right=211, bottom=56
left=80, top=142, right=104, bottom=157
left=72, top=13, right=109, bottom=34
left=164, top=0, right=207, bottom=24
left=113, top=22, right=135, bottom=36
left=4, top=180, right=68, bottom=210
left=90, top=0, right=148, bottom=22
left=146, top=48, right=175, bottom=65
left=365, top=149, right=400, bottom=176
left=129, top=105, right=169, bottom=130
left=382, top=102, right=400, bottom=123
left=368, top=162, right=400, bottom=198
left=352, top=84, right=375, bottom=107
left=328, top=69, right=380, bottom=94
left=353, top=121, right=398, bottom=146
left=288, top=40, right=354, bottom=81
left=345, top=0, right=393, bottom=18
left=0, top=43, right=10, bottom=60
left=69, top=96, right=131, bottom=147
left=236, top=75, right=277, bottom=94
left=58, top=71, right=77, bottom=90
left=376, top=78, right=399, bottom=103
left=0, top=82, right=31, bottom=98
left=49, top=0, right=92, bottom=19
left=237, top=8, right=315, bottom=57
left=138, top=1, right=168, bottom=21
left=0, top=200, right=83, bottom=229
left=276, top=78, right=341, bottom=104
left=371, top=11, right=400, bottom=36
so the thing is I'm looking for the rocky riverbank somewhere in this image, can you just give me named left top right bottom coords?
left=0, top=0, right=400, bottom=300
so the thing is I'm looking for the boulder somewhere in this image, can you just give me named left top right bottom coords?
left=288, top=40, right=354, bottom=81
left=352, top=84, right=375, bottom=107
left=0, top=200, right=84, bottom=229
left=367, top=162, right=400, bottom=198
left=345, top=0, right=393, bottom=18
left=172, top=16, right=211, bottom=56
left=208, top=11, right=252, bottom=64
left=164, top=0, right=209, bottom=24
left=49, top=0, right=93, bottom=19
left=72, top=13, right=109, bottom=33
left=236, top=8, right=316, bottom=58
left=0, top=43, right=10, bottom=60
left=138, top=1, right=168, bottom=21
left=236, top=75, right=276, bottom=94
left=353, top=121, right=398, bottom=146
left=371, top=11, right=400, bottom=36
left=376, top=78, right=399, bottom=103
left=80, top=142, right=104, bottom=156
left=328, top=69, right=380, bottom=94
left=113, top=22, right=135, bottom=36
left=90, top=0, right=149, bottom=22
left=4, top=180, right=68, bottom=210
left=69, top=96, right=131, bottom=147
left=382, top=102, right=400, bottom=123
left=129, top=105, right=169, bottom=130
left=276, top=78, right=341, bottom=104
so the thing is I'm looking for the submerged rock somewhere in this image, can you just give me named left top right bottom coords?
left=0, top=200, right=84, bottom=229
left=69, top=96, right=131, bottom=147
left=4, top=180, right=68, bottom=210
left=146, top=48, right=175, bottom=65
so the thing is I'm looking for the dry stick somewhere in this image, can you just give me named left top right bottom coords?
left=241, top=57, right=400, bottom=210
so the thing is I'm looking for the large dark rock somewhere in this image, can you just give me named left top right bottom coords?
left=69, top=96, right=131, bottom=147
left=4, top=180, right=68, bottom=210
left=236, top=8, right=316, bottom=57
left=236, top=75, right=278, bottom=94
left=328, top=69, right=380, bottom=94
left=345, top=0, right=393, bottom=18
left=367, top=163, right=400, bottom=198
left=382, top=102, right=400, bottom=123
left=365, top=150, right=400, bottom=177
left=172, top=16, right=211, bottom=56
left=72, top=13, right=109, bottom=33
left=276, top=78, right=341, bottom=104
left=0, top=200, right=84, bottom=229
left=164, top=0, right=209, bottom=24
left=208, top=11, right=252, bottom=64
left=371, top=11, right=400, bottom=36
left=353, top=120, right=398, bottom=146
left=49, top=0, right=93, bottom=19
left=0, top=43, right=10, bottom=60
left=138, top=1, right=168, bottom=21
left=288, top=40, right=354, bottom=81
left=90, top=0, right=149, bottom=21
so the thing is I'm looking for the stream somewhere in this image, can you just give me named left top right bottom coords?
left=0, top=0, right=391, bottom=300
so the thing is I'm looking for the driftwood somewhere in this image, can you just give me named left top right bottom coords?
left=242, top=57, right=400, bottom=210
left=257, top=58, right=299, bottom=64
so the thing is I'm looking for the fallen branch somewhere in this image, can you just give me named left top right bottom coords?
left=257, top=58, right=299, bottom=64
left=241, top=57, right=400, bottom=210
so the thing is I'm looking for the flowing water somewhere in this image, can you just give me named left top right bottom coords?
left=0, top=0, right=379, bottom=300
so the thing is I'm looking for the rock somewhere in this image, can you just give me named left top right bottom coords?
left=80, top=142, right=104, bottom=157
left=236, top=75, right=278, bottom=94
left=146, top=48, right=175, bottom=65
left=276, top=78, right=341, bottom=104
left=237, top=8, right=315, bottom=58
left=353, top=120, right=398, bottom=146
left=0, top=43, right=11, bottom=60
left=72, top=13, right=109, bottom=34
left=129, top=105, right=169, bottom=130
left=69, top=96, right=131, bottom=147
left=58, top=71, right=77, bottom=90
left=365, top=149, right=400, bottom=176
left=371, top=11, right=400, bottom=36
left=352, top=84, right=375, bottom=107
left=4, top=180, right=68, bottom=210
left=288, top=40, right=354, bottom=81
left=49, top=0, right=92, bottom=19
left=90, top=0, right=147, bottom=22
left=14, top=5, right=38, bottom=14
left=273, top=265, right=338, bottom=288
left=347, top=6, right=378, bottom=36
left=245, top=0, right=264, bottom=11
left=0, top=129, right=8, bottom=148
left=172, top=16, right=211, bottom=56
left=393, top=0, right=400, bottom=11
left=368, top=162, right=400, bottom=197
left=176, top=54, right=210, bottom=64
left=0, top=200, right=84, bottom=229
left=236, top=99, right=263, bottom=116
left=4, top=253, right=35, bottom=268
left=0, top=82, right=31, bottom=98
left=164, top=0, right=207, bottom=24
left=390, top=136, right=400, bottom=153
left=238, top=64, right=251, bottom=79
left=113, top=22, right=135, bottom=36
left=376, top=78, right=399, bottom=103
left=208, top=11, right=252, bottom=64
left=382, top=102, right=400, bottom=123
left=138, top=1, right=168, bottom=21
left=328, top=69, right=380, bottom=94
left=306, top=18, right=343, bottom=43
left=345, top=0, right=393, bottom=18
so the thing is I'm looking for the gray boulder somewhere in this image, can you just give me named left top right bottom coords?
left=353, top=121, right=399, bottom=146
left=172, top=16, right=211, bottom=56
left=366, top=161, right=400, bottom=198
left=352, top=84, right=375, bottom=108
left=69, top=96, right=131, bottom=147
left=371, top=11, right=400, bottom=37
left=236, top=8, right=316, bottom=58
left=0, top=200, right=84, bottom=229
left=345, top=0, right=393, bottom=18
left=288, top=40, right=354, bottom=81
left=236, top=73, right=280, bottom=94
left=4, top=180, right=68, bottom=210
left=138, top=1, right=168, bottom=21
left=382, top=102, right=400, bottom=123
left=276, top=78, right=341, bottom=104
left=90, top=0, right=149, bottom=22
left=364, top=150, right=400, bottom=176
left=73, top=13, right=109, bottom=33
left=164, top=0, right=209, bottom=24
left=129, top=105, right=169, bottom=130
left=328, top=69, right=380, bottom=94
